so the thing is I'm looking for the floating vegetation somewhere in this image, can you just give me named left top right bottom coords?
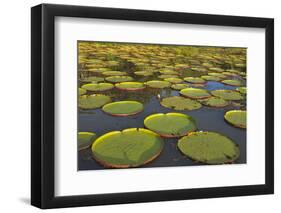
left=178, top=132, right=240, bottom=164
left=224, top=110, right=246, bottom=128
left=81, top=83, right=114, bottom=92
left=144, top=113, right=197, bottom=137
left=236, top=86, right=247, bottom=94
left=115, top=82, right=145, bottom=91
left=79, top=94, right=111, bottom=109
left=78, top=132, right=97, bottom=150
left=91, top=128, right=164, bottom=168
left=105, top=76, right=134, bottom=83
left=134, top=71, right=154, bottom=76
left=180, top=88, right=211, bottom=99
left=208, top=67, right=224, bottom=72
left=159, top=70, right=178, bottom=75
left=102, top=101, right=144, bottom=116
left=164, top=77, right=183, bottom=84
left=79, top=88, right=86, bottom=95
left=211, top=89, right=244, bottom=101
left=200, top=97, right=229, bottom=107
left=102, top=71, right=127, bottom=76
left=208, top=72, right=227, bottom=78
left=160, top=96, right=202, bottom=110
left=171, top=83, right=189, bottom=90
left=184, top=77, right=206, bottom=84
left=158, top=74, right=178, bottom=79
left=221, top=79, right=243, bottom=86
left=145, top=80, right=171, bottom=89
left=201, top=75, right=221, bottom=81
left=80, top=76, right=104, bottom=83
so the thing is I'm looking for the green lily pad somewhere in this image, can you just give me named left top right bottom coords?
left=145, top=80, right=171, bottom=89
left=200, top=97, right=229, bottom=107
left=115, top=82, right=145, bottom=91
left=81, top=83, right=114, bottom=92
left=171, top=83, right=189, bottom=90
left=164, top=77, right=183, bottom=84
left=211, top=90, right=243, bottom=101
left=224, top=110, right=246, bottom=128
left=159, top=70, right=178, bottom=75
left=236, top=86, right=247, bottom=94
left=79, top=94, right=112, bottom=109
left=80, top=76, right=104, bottom=83
left=79, top=88, right=86, bottom=95
left=177, top=132, right=240, bottom=164
left=158, top=74, right=178, bottom=79
left=160, top=96, right=202, bottom=110
left=208, top=72, right=227, bottom=78
left=180, top=88, right=211, bottom=99
left=91, top=128, right=164, bottom=168
left=78, top=132, right=97, bottom=150
left=144, top=112, right=197, bottom=138
left=105, top=76, right=134, bottom=83
left=102, top=71, right=126, bottom=76
left=102, top=101, right=144, bottom=116
left=184, top=77, right=206, bottom=84
left=201, top=75, right=221, bottom=81
left=134, top=71, right=154, bottom=76
left=208, top=67, right=224, bottom=72
left=221, top=79, right=243, bottom=86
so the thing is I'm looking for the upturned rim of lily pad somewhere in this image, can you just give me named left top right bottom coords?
left=177, top=131, right=240, bottom=164
left=224, top=110, right=247, bottom=129
left=144, top=112, right=197, bottom=138
left=180, top=88, right=211, bottom=99
left=115, top=82, right=146, bottom=91
left=102, top=101, right=144, bottom=116
left=91, top=128, right=164, bottom=168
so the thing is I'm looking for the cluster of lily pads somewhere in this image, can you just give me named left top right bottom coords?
left=78, top=41, right=247, bottom=169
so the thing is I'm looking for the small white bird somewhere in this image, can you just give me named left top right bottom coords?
left=157, top=94, right=161, bottom=100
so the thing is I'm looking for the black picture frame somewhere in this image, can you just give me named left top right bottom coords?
left=31, top=3, right=274, bottom=209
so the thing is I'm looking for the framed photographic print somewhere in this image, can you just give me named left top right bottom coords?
left=31, top=3, right=274, bottom=209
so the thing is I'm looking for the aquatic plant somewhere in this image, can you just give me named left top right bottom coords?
left=184, top=77, right=206, bottom=84
left=91, top=128, right=164, bottom=168
left=134, top=71, right=154, bottom=76
left=78, top=132, right=97, bottom=150
left=171, top=83, right=189, bottom=90
left=180, top=88, right=211, bottom=99
left=81, top=83, right=114, bottom=92
left=80, top=76, right=104, bottom=83
left=164, top=77, right=183, bottom=84
left=144, top=112, right=197, bottom=137
left=208, top=72, right=227, bottom=78
left=102, top=71, right=127, bottom=76
left=178, top=132, right=240, bottom=164
left=79, top=88, right=86, bottom=95
left=115, top=82, right=145, bottom=91
left=236, top=86, right=247, bottom=94
left=145, top=80, right=171, bottom=89
left=201, top=75, right=221, bottom=81
left=158, top=74, right=178, bottom=79
left=102, top=101, right=144, bottom=116
left=208, top=67, right=224, bottom=72
left=211, top=89, right=243, bottom=101
left=224, top=110, right=246, bottom=128
left=200, top=97, right=229, bottom=107
left=160, top=96, right=202, bottom=110
left=79, top=94, right=112, bottom=109
left=105, top=75, right=134, bottom=83
left=221, top=79, right=243, bottom=86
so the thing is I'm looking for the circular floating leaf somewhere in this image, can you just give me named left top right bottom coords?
left=201, top=75, right=221, bottom=81
left=200, top=97, right=229, bottom=107
left=236, top=86, right=247, bottom=94
left=79, top=88, right=86, bottom=95
left=164, top=77, right=183, bottom=84
left=102, top=71, right=126, bottom=76
left=158, top=74, right=178, bottom=79
left=208, top=72, right=227, bottom=78
left=102, top=101, right=144, bottom=116
left=184, top=77, right=206, bottom=84
left=178, top=132, right=240, bottom=164
left=208, top=67, right=224, bottom=72
left=105, top=76, right=134, bottom=83
left=224, top=110, right=246, bottom=128
left=78, top=132, right=97, bottom=150
left=145, top=80, right=171, bottom=89
left=180, top=88, right=211, bottom=99
left=211, top=90, right=243, bottom=101
left=80, top=76, right=104, bottom=83
left=160, top=96, right=202, bottom=111
left=115, top=82, right=145, bottom=91
left=79, top=94, right=111, bottom=109
left=134, top=71, right=153, bottom=76
left=171, top=83, right=189, bottom=90
left=81, top=83, right=114, bottom=92
left=92, top=128, right=164, bottom=168
left=221, top=79, right=243, bottom=86
left=159, top=70, right=178, bottom=75
left=144, top=113, right=197, bottom=138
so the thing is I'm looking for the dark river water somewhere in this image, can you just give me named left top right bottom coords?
left=78, top=78, right=246, bottom=170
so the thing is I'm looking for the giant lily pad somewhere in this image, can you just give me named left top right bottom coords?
left=159, top=70, right=178, bottom=75
left=115, top=82, right=145, bottom=91
left=180, top=88, right=211, bottom=99
left=80, top=76, right=104, bottom=83
left=105, top=76, right=134, bottom=83
left=144, top=113, right=197, bottom=138
left=79, top=88, right=86, bottom=95
left=221, top=79, right=243, bottom=86
left=78, top=132, right=97, bottom=150
left=236, top=86, right=247, bottom=94
left=208, top=67, right=224, bottom=72
left=145, top=80, right=171, bottom=89
left=208, top=72, right=227, bottom=78
left=171, top=83, right=189, bottom=90
left=91, top=128, right=164, bottom=168
left=160, top=96, right=202, bottom=110
left=177, top=132, right=240, bottom=164
left=200, top=97, right=229, bottom=107
left=79, top=94, right=111, bottom=109
left=211, top=90, right=243, bottom=101
left=102, top=71, right=126, bottom=76
left=164, top=77, right=183, bottom=84
left=184, top=77, right=206, bottom=84
left=158, top=74, right=178, bottom=79
left=102, top=101, right=144, bottom=116
left=81, top=83, right=114, bottom=92
left=134, top=71, right=154, bottom=76
left=224, top=110, right=246, bottom=128
left=201, top=75, right=221, bottom=81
